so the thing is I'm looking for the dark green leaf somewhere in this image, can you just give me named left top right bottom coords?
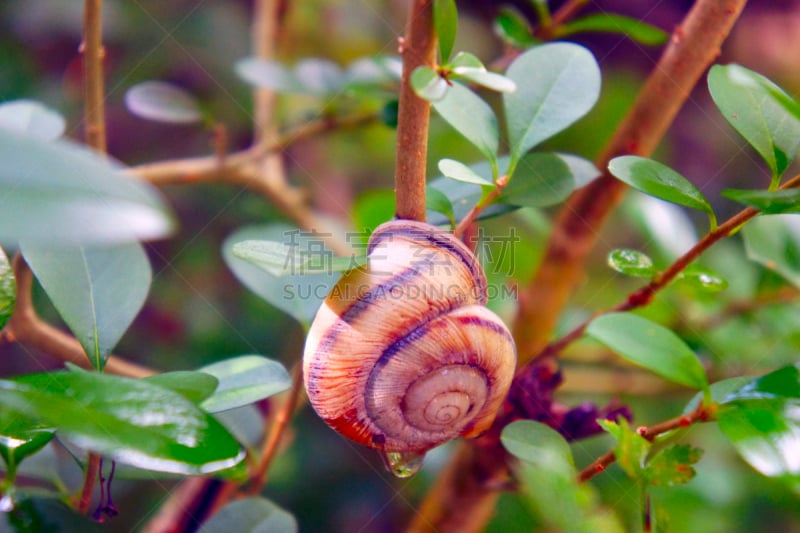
left=645, top=444, right=703, bottom=486
left=20, top=243, right=151, bottom=370
left=608, top=156, right=714, bottom=216
left=411, top=66, right=448, bottom=102
left=708, top=64, right=800, bottom=178
left=0, top=129, right=175, bottom=245
left=199, top=355, right=292, bottom=413
left=235, top=58, right=299, bottom=93
left=493, top=8, right=537, bottom=48
left=438, top=158, right=494, bottom=186
left=144, top=371, right=219, bottom=405
left=0, top=408, right=54, bottom=473
left=434, top=0, right=458, bottom=62
left=125, top=81, right=203, bottom=124
left=608, top=248, right=655, bottom=278
left=223, top=225, right=341, bottom=328
left=0, top=247, right=14, bottom=330
left=499, top=152, right=575, bottom=207
left=560, top=14, right=668, bottom=46
left=353, top=190, right=396, bottom=237
left=198, top=497, right=297, bottom=533
left=380, top=99, right=399, bottom=128
left=504, top=43, right=601, bottom=161
left=557, top=153, right=601, bottom=188
left=432, top=82, right=499, bottom=165
left=6, top=497, right=104, bottom=533
left=425, top=187, right=456, bottom=228
left=598, top=418, right=650, bottom=479
left=742, top=214, right=800, bottom=289
left=722, top=188, right=800, bottom=214
left=678, top=264, right=729, bottom=292
left=721, top=364, right=800, bottom=403
left=1, top=372, right=245, bottom=475
left=501, top=420, right=575, bottom=470
left=0, top=99, right=65, bottom=140
left=586, top=312, right=709, bottom=391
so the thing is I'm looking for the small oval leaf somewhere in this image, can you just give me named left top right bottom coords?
left=438, top=158, right=494, bottom=186
left=432, top=82, right=499, bottom=164
left=499, top=152, right=575, bottom=207
left=235, top=58, right=300, bottom=93
left=560, top=14, right=668, bottom=46
left=200, top=355, right=292, bottom=413
left=433, top=0, right=458, bottom=63
left=411, top=66, right=449, bottom=102
left=678, top=264, right=729, bottom=292
left=425, top=186, right=456, bottom=228
left=501, top=420, right=575, bottom=468
left=125, top=81, right=203, bottom=124
left=586, top=312, right=709, bottom=391
left=607, top=248, right=655, bottom=278
left=0, top=100, right=65, bottom=141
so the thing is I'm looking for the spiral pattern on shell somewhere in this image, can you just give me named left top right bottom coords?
left=303, top=220, right=517, bottom=453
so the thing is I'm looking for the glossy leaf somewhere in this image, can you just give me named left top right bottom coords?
left=504, top=43, right=601, bottom=161
left=742, top=214, right=800, bottom=288
left=557, top=153, right=601, bottom=188
left=607, top=248, right=655, bottom=278
left=709, top=64, right=800, bottom=178
left=20, top=243, right=151, bottom=370
left=0, top=247, right=14, bottom=330
left=598, top=418, right=649, bottom=479
left=0, top=409, right=55, bottom=474
left=438, top=158, right=493, bottom=186
left=560, top=14, right=668, bottom=46
left=0, top=372, right=245, bottom=475
left=223, top=225, right=341, bottom=328
left=199, top=355, right=292, bottom=413
left=124, top=81, right=203, bottom=124
left=586, top=312, right=709, bottom=391
left=144, top=371, right=219, bottom=405
left=425, top=186, right=456, bottom=228
left=498, top=152, right=575, bottom=207
left=722, top=188, right=800, bottom=214
left=433, top=0, right=458, bottom=62
left=0, top=129, right=175, bottom=245
left=411, top=66, right=448, bottom=102
left=645, top=444, right=703, bottom=486
left=493, top=8, right=537, bottom=48
left=432, top=82, right=499, bottom=165
left=0, top=99, right=65, bottom=140
left=678, top=264, right=729, bottom=292
left=608, top=156, right=714, bottom=216
left=501, top=420, right=574, bottom=470
left=198, top=497, right=297, bottom=533
left=718, top=364, right=800, bottom=480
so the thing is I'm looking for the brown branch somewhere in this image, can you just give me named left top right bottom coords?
left=77, top=453, right=101, bottom=513
left=82, top=0, right=106, bottom=153
left=394, top=0, right=436, bottom=222
left=513, top=0, right=748, bottom=364
left=578, top=402, right=716, bottom=483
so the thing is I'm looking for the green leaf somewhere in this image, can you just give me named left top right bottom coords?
left=717, top=364, right=800, bottom=480
left=645, top=444, right=703, bottom=486
left=199, top=355, right=292, bottom=413
left=20, top=243, right=152, bottom=370
left=0, top=247, right=14, bottom=330
left=380, top=99, right=399, bottom=128
left=433, top=0, right=458, bottom=62
left=742, top=214, right=800, bottom=289
left=294, top=58, right=345, bottom=96
left=557, top=153, right=601, bottom=188
left=344, top=55, right=402, bottom=93
left=722, top=188, right=800, bottom=214
left=0, top=129, right=175, bottom=245
left=144, top=371, right=219, bottom=405
left=0, top=99, right=65, bottom=140
left=353, top=190, right=396, bottom=237
left=0, top=409, right=55, bottom=475
left=586, top=312, right=709, bottom=391
left=6, top=498, right=105, bottom=533
left=607, top=248, right=655, bottom=278
left=498, top=152, right=575, bottom=207
left=608, top=156, right=715, bottom=218
left=501, top=420, right=575, bottom=470
left=232, top=240, right=364, bottom=277
left=235, top=58, right=299, bottom=93
left=411, top=66, right=448, bottom=102
left=1, top=371, right=245, bottom=475
left=432, top=82, right=500, bottom=166
left=198, top=497, right=297, bottom=533
left=222, top=225, right=341, bottom=328
left=450, top=53, right=516, bottom=93
left=708, top=64, right=800, bottom=179
left=598, top=418, right=650, bottom=479
left=438, top=158, right=494, bottom=186
left=493, top=8, right=537, bottom=48
left=125, top=81, right=203, bottom=124
left=425, top=186, right=456, bottom=228
left=560, top=14, right=668, bottom=46
left=677, top=264, right=729, bottom=292
left=504, top=43, right=601, bottom=161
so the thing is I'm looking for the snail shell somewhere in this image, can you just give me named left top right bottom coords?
left=303, top=220, right=516, bottom=454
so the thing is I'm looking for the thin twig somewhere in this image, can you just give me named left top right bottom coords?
left=513, top=0, right=749, bottom=363
left=453, top=176, right=508, bottom=239
left=578, top=403, right=716, bottom=483
left=394, top=0, right=436, bottom=222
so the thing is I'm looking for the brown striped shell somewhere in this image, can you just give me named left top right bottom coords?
left=303, top=220, right=516, bottom=454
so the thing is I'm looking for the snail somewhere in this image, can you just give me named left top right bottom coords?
left=303, top=220, right=516, bottom=470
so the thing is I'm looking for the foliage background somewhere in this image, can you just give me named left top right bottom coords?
left=1, top=0, right=800, bottom=531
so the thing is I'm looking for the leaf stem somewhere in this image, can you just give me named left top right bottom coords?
left=453, top=175, right=508, bottom=239
left=77, top=453, right=101, bottom=514
left=394, top=0, right=437, bottom=222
